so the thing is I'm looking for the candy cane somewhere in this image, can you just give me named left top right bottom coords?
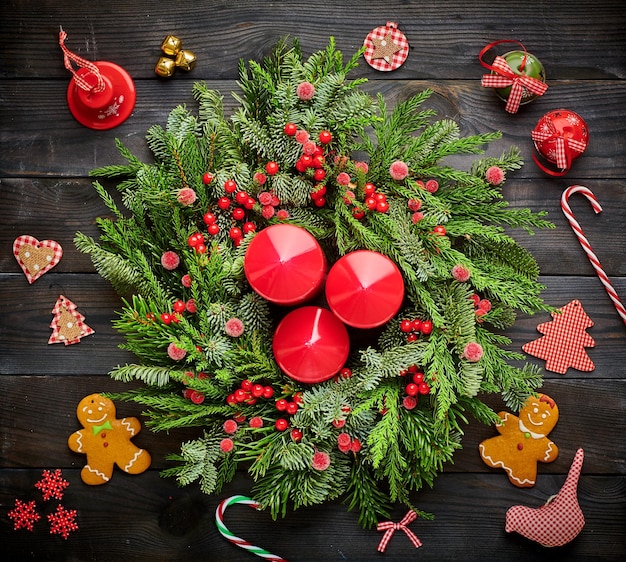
left=215, top=495, right=288, bottom=561
left=560, top=185, right=626, bottom=325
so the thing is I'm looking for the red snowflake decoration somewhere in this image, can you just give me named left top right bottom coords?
left=7, top=499, right=41, bottom=531
left=47, top=505, right=79, bottom=540
left=34, top=468, right=70, bottom=501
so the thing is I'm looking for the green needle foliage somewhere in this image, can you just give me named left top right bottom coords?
left=79, top=38, right=552, bottom=528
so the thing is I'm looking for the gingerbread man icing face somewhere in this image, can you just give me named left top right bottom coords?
left=522, top=394, right=559, bottom=436
left=68, top=393, right=151, bottom=485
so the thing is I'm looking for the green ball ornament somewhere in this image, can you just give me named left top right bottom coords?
left=494, top=51, right=546, bottom=106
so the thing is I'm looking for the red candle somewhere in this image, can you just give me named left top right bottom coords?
left=272, top=306, right=350, bottom=384
left=244, top=224, right=327, bottom=305
left=325, top=250, right=404, bottom=328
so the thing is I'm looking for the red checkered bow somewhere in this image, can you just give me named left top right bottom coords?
left=481, top=55, right=548, bottom=113
left=531, top=124, right=587, bottom=175
left=376, top=510, right=422, bottom=553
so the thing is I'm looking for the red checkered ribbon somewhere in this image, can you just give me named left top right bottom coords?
left=59, top=27, right=105, bottom=93
left=481, top=55, right=548, bottom=113
left=376, top=510, right=422, bottom=553
left=531, top=126, right=587, bottom=175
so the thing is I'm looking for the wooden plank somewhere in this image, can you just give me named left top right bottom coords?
left=1, top=80, right=625, bottom=178
left=1, top=469, right=624, bottom=560
left=0, top=375, right=624, bottom=473
left=0, top=1, right=624, bottom=80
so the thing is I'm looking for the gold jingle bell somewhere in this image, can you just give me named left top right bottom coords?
left=161, top=35, right=182, bottom=57
left=155, top=57, right=176, bottom=78
left=175, top=49, right=197, bottom=71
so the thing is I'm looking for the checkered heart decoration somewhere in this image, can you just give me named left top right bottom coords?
left=13, top=235, right=63, bottom=283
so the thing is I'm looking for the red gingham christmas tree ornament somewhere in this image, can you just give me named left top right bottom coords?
left=34, top=469, right=70, bottom=501
left=47, top=504, right=79, bottom=540
left=48, top=295, right=95, bottom=345
left=363, top=22, right=409, bottom=72
left=7, top=499, right=41, bottom=531
left=522, top=300, right=595, bottom=374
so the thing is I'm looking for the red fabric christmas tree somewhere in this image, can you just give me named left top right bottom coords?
left=523, top=299, right=595, bottom=374
left=48, top=295, right=94, bottom=345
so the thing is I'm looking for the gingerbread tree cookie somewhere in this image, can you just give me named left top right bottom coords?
left=479, top=393, right=559, bottom=487
left=68, top=393, right=151, bottom=485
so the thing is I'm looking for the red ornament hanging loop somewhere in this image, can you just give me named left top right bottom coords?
left=479, top=40, right=548, bottom=113
left=59, top=27, right=105, bottom=94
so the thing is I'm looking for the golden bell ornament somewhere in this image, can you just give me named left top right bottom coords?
left=161, top=35, right=182, bottom=57
left=175, top=49, right=197, bottom=71
left=155, top=57, right=176, bottom=78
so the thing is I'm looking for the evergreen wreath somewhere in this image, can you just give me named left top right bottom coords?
left=76, top=38, right=553, bottom=528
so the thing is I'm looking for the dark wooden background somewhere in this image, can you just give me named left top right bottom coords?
left=1, top=1, right=624, bottom=560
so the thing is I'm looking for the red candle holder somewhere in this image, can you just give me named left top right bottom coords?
left=325, top=250, right=405, bottom=328
left=244, top=224, right=327, bottom=305
left=272, top=306, right=350, bottom=384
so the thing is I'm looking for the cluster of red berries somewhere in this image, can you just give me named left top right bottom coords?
left=337, top=432, right=362, bottom=454
left=342, top=181, right=389, bottom=220
left=201, top=175, right=258, bottom=246
left=400, top=365, right=430, bottom=410
left=274, top=391, right=304, bottom=435
left=181, top=371, right=209, bottom=404
left=416, top=178, right=439, bottom=193
left=146, top=297, right=196, bottom=326
left=399, top=317, right=433, bottom=342
left=470, top=293, right=492, bottom=321
left=226, top=379, right=275, bottom=406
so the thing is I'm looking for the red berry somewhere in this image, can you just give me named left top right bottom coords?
left=275, top=398, right=288, bottom=411
left=352, top=207, right=365, bottom=220
left=232, top=207, right=246, bottom=221
left=203, top=212, right=217, bottom=225
left=403, top=396, right=417, bottom=410
left=262, top=386, right=274, bottom=399
left=285, top=402, right=299, bottom=415
left=365, top=197, right=377, bottom=210
left=234, top=388, right=247, bottom=402
left=202, top=172, right=214, bottom=185
left=319, top=130, right=332, bottom=144
left=340, top=368, right=352, bottom=379
left=290, top=428, right=303, bottom=441
left=284, top=123, right=297, bottom=136
left=312, top=155, right=325, bottom=169
left=187, top=233, right=202, bottom=247
left=295, top=160, right=307, bottom=173
left=240, top=379, right=253, bottom=391
left=300, top=155, right=313, bottom=168
left=433, top=225, right=447, bottom=236
left=412, top=372, right=424, bottom=384
left=350, top=438, right=362, bottom=452
left=313, top=168, right=326, bottom=181
left=235, top=191, right=249, bottom=205
left=420, top=320, right=433, bottom=335
left=411, top=319, right=422, bottom=332
left=189, top=391, right=205, bottom=404
left=217, top=197, right=230, bottom=210
left=376, top=201, right=389, bottom=213
left=313, top=197, right=326, bottom=207
left=244, top=196, right=256, bottom=210
left=426, top=179, right=439, bottom=193
left=407, top=364, right=418, bottom=373
left=160, top=313, right=172, bottom=325
left=224, top=180, right=237, bottom=193
left=252, top=384, right=265, bottom=398
left=146, top=312, right=156, bottom=321
left=229, top=227, right=243, bottom=240
left=226, top=393, right=237, bottom=405
left=407, top=333, right=418, bottom=342
left=311, top=185, right=326, bottom=200
left=419, top=382, right=430, bottom=395
left=208, top=223, right=220, bottom=236
left=332, top=418, right=346, bottom=428
left=405, top=383, right=419, bottom=396
left=173, top=300, right=186, bottom=313
left=195, top=244, right=207, bottom=254
left=275, top=418, right=289, bottom=431
left=242, top=222, right=256, bottom=234
left=364, top=182, right=376, bottom=195
left=265, top=161, right=279, bottom=176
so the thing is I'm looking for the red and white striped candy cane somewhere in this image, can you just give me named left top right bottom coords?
left=561, top=185, right=626, bottom=325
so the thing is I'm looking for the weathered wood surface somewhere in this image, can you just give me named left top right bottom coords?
left=1, top=1, right=625, bottom=560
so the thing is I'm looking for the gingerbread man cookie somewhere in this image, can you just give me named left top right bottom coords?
left=479, top=393, right=558, bottom=487
left=68, top=394, right=151, bottom=485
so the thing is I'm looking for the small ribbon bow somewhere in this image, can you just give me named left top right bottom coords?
left=376, top=510, right=422, bottom=553
left=481, top=56, right=548, bottom=114
left=92, top=420, right=113, bottom=435
left=531, top=124, right=587, bottom=173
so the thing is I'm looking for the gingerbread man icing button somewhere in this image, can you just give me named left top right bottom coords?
left=479, top=393, right=559, bottom=487
left=68, top=394, right=151, bottom=485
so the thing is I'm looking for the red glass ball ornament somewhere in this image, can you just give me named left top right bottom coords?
left=66, top=61, right=136, bottom=130
left=244, top=224, right=327, bottom=305
left=325, top=250, right=405, bottom=329
left=272, top=306, right=350, bottom=384
left=532, top=109, right=589, bottom=175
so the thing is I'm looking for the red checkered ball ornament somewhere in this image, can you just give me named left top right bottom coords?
left=363, top=22, right=409, bottom=72
left=531, top=109, right=589, bottom=176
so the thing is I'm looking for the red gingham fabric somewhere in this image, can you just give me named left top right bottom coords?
left=522, top=300, right=595, bottom=374
left=505, top=448, right=585, bottom=547
left=13, top=235, right=63, bottom=284
left=48, top=295, right=95, bottom=346
left=363, top=22, right=409, bottom=72
left=376, top=510, right=422, bottom=552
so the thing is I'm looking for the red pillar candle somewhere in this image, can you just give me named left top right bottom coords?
left=325, top=250, right=405, bottom=328
left=272, top=306, right=350, bottom=384
left=244, top=224, right=327, bottom=305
